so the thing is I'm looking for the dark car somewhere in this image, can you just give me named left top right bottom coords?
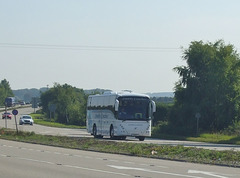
left=19, top=101, right=26, bottom=105
left=2, top=112, right=12, bottom=119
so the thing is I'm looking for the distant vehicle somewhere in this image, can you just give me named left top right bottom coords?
left=19, top=115, right=34, bottom=125
left=5, top=97, right=16, bottom=107
left=2, top=112, right=12, bottom=119
left=86, top=91, right=156, bottom=141
left=19, top=101, right=26, bottom=105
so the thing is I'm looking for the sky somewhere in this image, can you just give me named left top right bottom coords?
left=1, top=0, right=240, bottom=93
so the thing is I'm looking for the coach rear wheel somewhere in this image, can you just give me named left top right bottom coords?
left=110, top=125, right=115, bottom=139
left=93, top=125, right=97, bottom=138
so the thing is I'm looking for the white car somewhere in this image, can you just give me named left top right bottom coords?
left=19, top=115, right=34, bottom=125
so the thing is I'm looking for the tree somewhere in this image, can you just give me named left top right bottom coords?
left=153, top=103, right=172, bottom=126
left=0, top=79, right=14, bottom=105
left=172, top=40, right=240, bottom=133
left=41, top=83, right=87, bottom=126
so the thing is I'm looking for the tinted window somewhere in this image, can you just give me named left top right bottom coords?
left=118, top=97, right=149, bottom=120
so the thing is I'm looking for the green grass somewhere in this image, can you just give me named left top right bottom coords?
left=187, top=133, right=240, bottom=145
left=0, top=128, right=239, bottom=167
left=152, top=132, right=240, bottom=145
left=32, top=113, right=240, bottom=145
left=31, top=113, right=85, bottom=129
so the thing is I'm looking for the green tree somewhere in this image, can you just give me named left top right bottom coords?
left=0, top=79, right=14, bottom=105
left=153, top=103, right=172, bottom=126
left=41, top=83, right=87, bottom=126
left=172, top=40, right=240, bottom=134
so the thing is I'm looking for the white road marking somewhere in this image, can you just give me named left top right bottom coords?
left=123, top=161, right=134, bottom=164
left=84, top=156, right=93, bottom=159
left=96, top=157, right=104, bottom=160
left=139, top=163, right=168, bottom=169
left=109, top=159, right=119, bottom=162
left=108, top=165, right=203, bottom=178
left=0, top=143, right=171, bottom=170
left=156, top=165, right=169, bottom=168
left=18, top=157, right=55, bottom=165
left=0, top=153, right=130, bottom=177
left=188, top=170, right=229, bottom=178
left=64, top=165, right=130, bottom=176
left=2, top=142, right=230, bottom=178
left=139, top=163, right=148, bottom=166
left=73, top=154, right=83, bottom=158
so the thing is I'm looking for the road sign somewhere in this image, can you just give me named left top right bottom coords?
left=12, top=109, right=18, bottom=115
left=12, top=109, right=19, bottom=133
left=48, top=104, right=56, bottom=112
left=32, top=97, right=38, bottom=108
left=195, top=113, right=201, bottom=119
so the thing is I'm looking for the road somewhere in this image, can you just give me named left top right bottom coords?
left=0, top=139, right=239, bottom=178
left=1, top=107, right=240, bottom=152
left=1, top=107, right=240, bottom=177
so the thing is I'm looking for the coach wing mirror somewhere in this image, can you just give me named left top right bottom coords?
left=148, top=101, right=156, bottom=120
left=152, top=101, right=156, bottom=113
left=114, top=100, right=119, bottom=111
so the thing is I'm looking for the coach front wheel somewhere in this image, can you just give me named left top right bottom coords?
left=137, top=136, right=145, bottom=141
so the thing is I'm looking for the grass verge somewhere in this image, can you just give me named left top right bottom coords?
left=0, top=128, right=239, bottom=168
left=31, top=114, right=84, bottom=129
left=187, top=133, right=240, bottom=145
left=152, top=132, right=240, bottom=145
left=32, top=113, right=240, bottom=145
left=31, top=113, right=240, bottom=145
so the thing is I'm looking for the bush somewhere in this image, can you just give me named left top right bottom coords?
left=152, top=119, right=196, bottom=137
left=153, top=103, right=172, bottom=126
left=223, top=121, right=240, bottom=135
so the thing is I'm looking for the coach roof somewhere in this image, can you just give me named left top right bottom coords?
left=87, top=90, right=150, bottom=108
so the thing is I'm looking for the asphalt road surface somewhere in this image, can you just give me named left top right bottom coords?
left=1, top=107, right=240, bottom=152
left=0, top=139, right=239, bottom=178
left=1, top=107, right=240, bottom=177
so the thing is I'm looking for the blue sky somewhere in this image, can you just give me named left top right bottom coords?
left=1, top=0, right=240, bottom=93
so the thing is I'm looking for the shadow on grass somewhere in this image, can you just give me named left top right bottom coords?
left=217, top=136, right=240, bottom=145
